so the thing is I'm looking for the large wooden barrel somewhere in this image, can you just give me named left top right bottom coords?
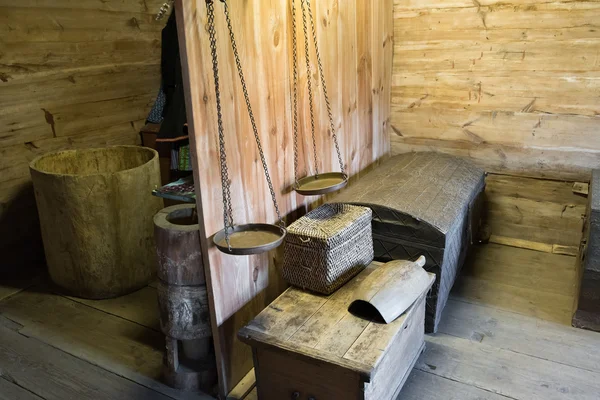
left=29, top=145, right=164, bottom=299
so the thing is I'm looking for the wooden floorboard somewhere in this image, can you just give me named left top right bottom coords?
left=0, top=325, right=171, bottom=400
left=226, top=369, right=255, bottom=400
left=462, top=243, right=577, bottom=297
left=242, top=389, right=258, bottom=400
left=453, top=243, right=578, bottom=324
left=453, top=275, right=575, bottom=325
left=66, top=286, right=160, bottom=331
left=0, top=377, right=43, bottom=400
left=440, top=298, right=600, bottom=373
left=0, top=284, right=212, bottom=400
left=398, top=370, right=513, bottom=400
left=0, top=276, right=40, bottom=302
left=0, top=284, right=165, bottom=380
left=417, top=333, right=600, bottom=400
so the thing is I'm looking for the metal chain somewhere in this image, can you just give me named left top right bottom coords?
left=291, top=0, right=300, bottom=185
left=305, top=0, right=346, bottom=177
left=206, top=0, right=234, bottom=248
left=222, top=1, right=285, bottom=228
left=300, top=0, right=319, bottom=178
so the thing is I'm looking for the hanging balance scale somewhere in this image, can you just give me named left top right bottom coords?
left=291, top=0, right=347, bottom=196
left=207, top=0, right=286, bottom=255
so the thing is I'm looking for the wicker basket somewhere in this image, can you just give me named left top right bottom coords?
left=281, top=203, right=374, bottom=295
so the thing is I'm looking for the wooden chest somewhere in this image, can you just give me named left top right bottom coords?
left=238, top=262, right=435, bottom=400
left=329, top=152, right=485, bottom=332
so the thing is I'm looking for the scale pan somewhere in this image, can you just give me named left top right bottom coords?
left=294, top=172, right=348, bottom=196
left=213, top=224, right=286, bottom=255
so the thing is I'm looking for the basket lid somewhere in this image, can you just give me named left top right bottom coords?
left=286, top=203, right=372, bottom=249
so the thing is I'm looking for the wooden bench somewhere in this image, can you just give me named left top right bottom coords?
left=238, top=261, right=434, bottom=400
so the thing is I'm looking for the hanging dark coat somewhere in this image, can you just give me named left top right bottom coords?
left=157, top=11, right=188, bottom=141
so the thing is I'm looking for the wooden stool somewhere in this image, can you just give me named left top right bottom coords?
left=154, top=204, right=216, bottom=392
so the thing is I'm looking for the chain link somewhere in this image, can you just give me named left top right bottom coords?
left=206, top=0, right=234, bottom=249
left=222, top=1, right=285, bottom=229
left=291, top=0, right=300, bottom=185
left=304, top=0, right=346, bottom=177
left=300, top=0, right=319, bottom=178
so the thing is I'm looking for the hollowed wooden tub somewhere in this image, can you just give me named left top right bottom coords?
left=30, top=145, right=164, bottom=299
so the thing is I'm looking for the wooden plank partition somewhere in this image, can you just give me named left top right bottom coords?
left=175, top=0, right=393, bottom=396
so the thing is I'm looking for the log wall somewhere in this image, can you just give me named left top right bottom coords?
left=391, top=0, right=600, bottom=180
left=0, top=0, right=164, bottom=269
left=176, top=0, right=393, bottom=396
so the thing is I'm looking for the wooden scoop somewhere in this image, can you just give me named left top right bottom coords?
left=348, top=256, right=432, bottom=324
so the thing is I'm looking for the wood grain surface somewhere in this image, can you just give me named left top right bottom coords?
left=0, top=283, right=212, bottom=400
left=390, top=0, right=600, bottom=180
left=0, top=324, right=171, bottom=400
left=176, top=0, right=393, bottom=396
left=1, top=0, right=164, bottom=271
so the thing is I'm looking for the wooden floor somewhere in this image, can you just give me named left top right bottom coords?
left=1, top=173, right=598, bottom=400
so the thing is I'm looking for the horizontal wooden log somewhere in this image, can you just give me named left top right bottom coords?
left=0, top=40, right=161, bottom=77
left=393, top=3, right=600, bottom=30
left=1, top=93, right=154, bottom=146
left=393, top=41, right=600, bottom=73
left=391, top=108, right=600, bottom=151
left=52, top=93, right=154, bottom=137
left=0, top=7, right=163, bottom=41
left=1, top=0, right=166, bottom=13
left=396, top=26, right=600, bottom=44
left=393, top=0, right=600, bottom=12
left=0, top=120, right=144, bottom=184
left=391, top=71, right=600, bottom=116
left=391, top=137, right=596, bottom=181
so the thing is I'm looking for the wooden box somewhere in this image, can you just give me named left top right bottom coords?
left=238, top=262, right=435, bottom=400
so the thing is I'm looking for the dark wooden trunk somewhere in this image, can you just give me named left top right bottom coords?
left=330, top=152, right=485, bottom=332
